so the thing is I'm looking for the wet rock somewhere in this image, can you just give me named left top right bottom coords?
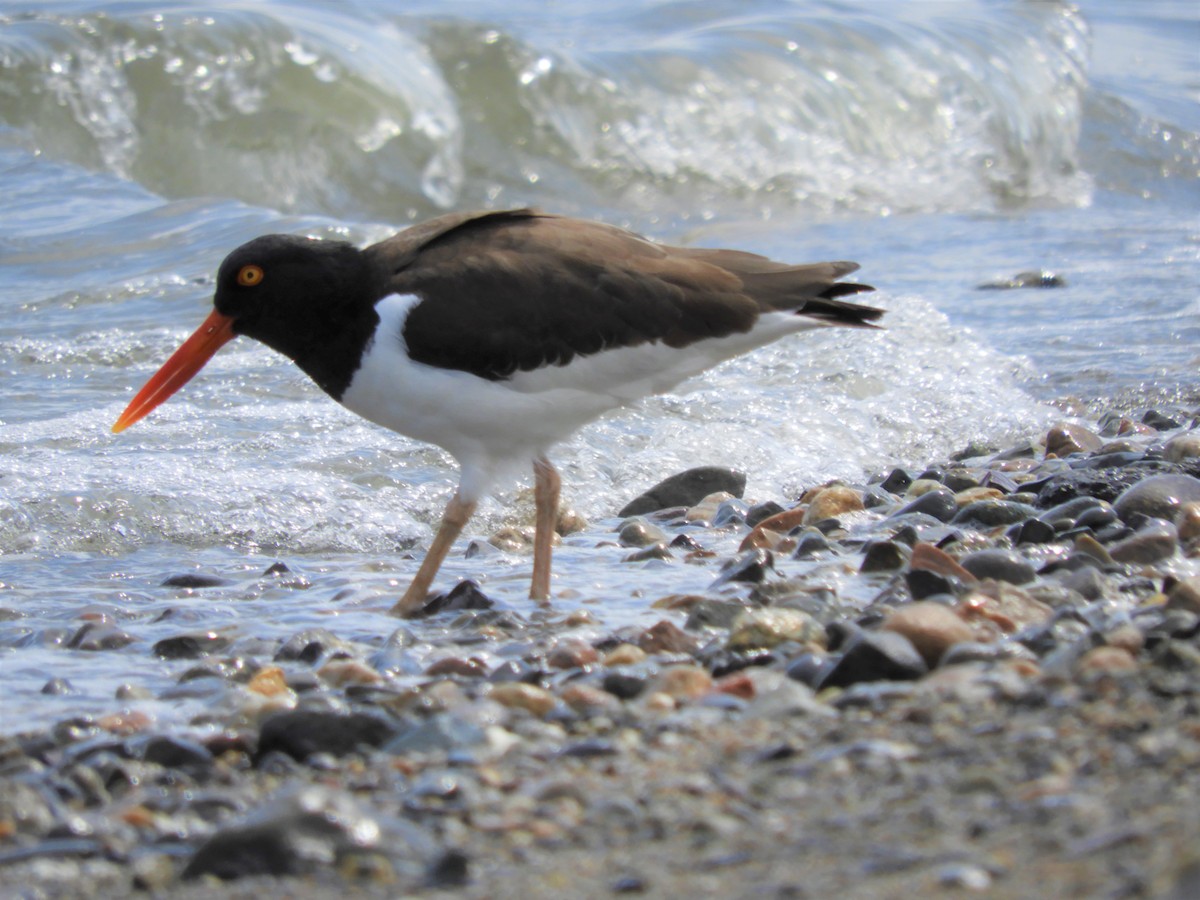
left=683, top=599, right=747, bottom=631
left=710, top=549, right=773, bottom=588
left=1108, top=521, right=1178, bottom=564
left=153, top=631, right=231, bottom=659
left=939, top=640, right=1038, bottom=667
left=256, top=710, right=400, bottom=762
left=1076, top=645, right=1138, bottom=676
left=276, top=628, right=346, bottom=664
left=1046, top=422, right=1104, bottom=457
left=953, top=499, right=1038, bottom=527
left=1166, top=577, right=1200, bottom=613
left=66, top=622, right=137, bottom=652
left=746, top=501, right=785, bottom=528
left=182, top=786, right=415, bottom=880
left=162, top=573, right=231, bottom=589
left=546, top=638, right=599, bottom=670
left=618, top=519, right=667, bottom=547
left=41, top=677, right=75, bottom=695
left=959, top=549, right=1037, bottom=585
left=1035, top=466, right=1158, bottom=507
left=385, top=713, right=487, bottom=754
left=134, top=734, right=214, bottom=771
left=1176, top=502, right=1200, bottom=543
left=977, top=270, right=1066, bottom=289
left=819, top=630, right=928, bottom=688
left=793, top=532, right=833, bottom=558
left=649, top=665, right=712, bottom=700
left=488, top=682, right=556, bottom=716
left=603, top=643, right=648, bottom=667
left=859, top=540, right=911, bottom=572
left=726, top=608, right=825, bottom=651
left=803, top=484, right=863, bottom=525
left=879, top=467, right=914, bottom=493
left=1113, top=474, right=1200, bottom=524
left=425, top=657, right=487, bottom=678
left=637, top=620, right=698, bottom=655
left=1009, top=517, right=1057, bottom=545
left=891, top=488, right=958, bottom=523
left=1163, top=432, right=1200, bottom=462
left=623, top=542, right=673, bottom=563
left=618, top=467, right=746, bottom=517
left=415, top=580, right=495, bottom=617
left=881, top=602, right=975, bottom=667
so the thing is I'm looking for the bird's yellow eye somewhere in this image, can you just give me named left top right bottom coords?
left=237, top=264, right=264, bottom=287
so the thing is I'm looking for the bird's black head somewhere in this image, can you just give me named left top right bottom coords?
left=213, top=234, right=383, bottom=397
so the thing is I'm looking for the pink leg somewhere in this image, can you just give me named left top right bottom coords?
left=530, top=456, right=560, bottom=603
left=390, top=492, right=478, bottom=617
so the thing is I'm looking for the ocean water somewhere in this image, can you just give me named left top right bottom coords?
left=0, top=0, right=1197, bottom=733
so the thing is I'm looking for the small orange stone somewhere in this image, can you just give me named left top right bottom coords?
left=246, top=666, right=289, bottom=696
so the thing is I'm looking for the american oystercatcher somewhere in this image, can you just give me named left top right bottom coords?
left=113, top=209, right=880, bottom=615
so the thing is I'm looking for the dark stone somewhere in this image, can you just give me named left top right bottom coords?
left=256, top=710, right=400, bottom=762
left=959, top=549, right=1037, bottom=585
left=182, top=787, right=393, bottom=881
left=917, top=465, right=945, bottom=483
left=943, top=470, right=983, bottom=492
left=793, top=532, right=832, bottom=558
left=161, top=573, right=230, bottom=588
left=907, top=569, right=957, bottom=601
left=618, top=467, right=746, bottom=517
left=618, top=519, right=666, bottom=547
left=859, top=540, right=911, bottom=573
left=427, top=849, right=470, bottom=888
left=415, top=580, right=495, bottom=618
left=134, top=734, right=214, bottom=771
left=669, top=533, right=703, bottom=551
left=891, top=488, right=958, bottom=523
left=488, top=660, right=543, bottom=684
left=1008, top=518, right=1056, bottom=545
left=818, top=630, right=928, bottom=688
left=602, top=669, right=651, bottom=700
left=1142, top=409, right=1181, bottom=430
left=153, top=632, right=231, bottom=659
left=41, top=678, right=75, bottom=695
left=263, top=561, right=291, bottom=576
left=66, top=623, right=136, bottom=652
left=275, top=628, right=343, bottom=664
left=1035, top=463, right=1184, bottom=508
left=879, top=468, right=914, bottom=494
left=952, top=500, right=1037, bottom=527
left=623, top=543, right=673, bottom=563
left=637, top=620, right=698, bottom=654
left=746, top=501, right=785, bottom=528
left=710, top=549, right=773, bottom=588
left=785, top=652, right=833, bottom=688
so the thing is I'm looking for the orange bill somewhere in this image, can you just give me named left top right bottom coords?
left=112, top=309, right=236, bottom=433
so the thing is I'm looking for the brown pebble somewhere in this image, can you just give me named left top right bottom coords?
left=957, top=582, right=1052, bottom=633
left=247, top=666, right=289, bottom=697
left=713, top=671, right=755, bottom=699
left=1166, top=577, right=1200, bottom=613
left=954, top=486, right=1005, bottom=506
left=97, top=710, right=152, bottom=735
left=1077, top=645, right=1138, bottom=676
left=1046, top=422, right=1104, bottom=457
left=426, top=657, right=487, bottom=678
left=1073, top=533, right=1115, bottom=565
left=1176, top=502, right=1200, bottom=543
left=637, top=619, right=699, bottom=654
left=603, top=643, right=648, bottom=666
left=556, top=506, right=588, bottom=535
left=740, top=507, right=807, bottom=552
left=910, top=542, right=977, bottom=582
left=1104, top=623, right=1144, bottom=655
left=546, top=638, right=599, bottom=670
left=318, top=658, right=384, bottom=687
left=561, top=683, right=620, bottom=712
left=650, top=665, right=713, bottom=700
left=489, top=682, right=556, bottom=716
left=803, top=484, right=863, bottom=525
left=882, top=601, right=977, bottom=667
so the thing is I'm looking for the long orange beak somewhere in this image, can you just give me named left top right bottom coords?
left=112, top=309, right=237, bottom=433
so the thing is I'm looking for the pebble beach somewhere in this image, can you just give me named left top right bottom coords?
left=3, top=406, right=1199, bottom=898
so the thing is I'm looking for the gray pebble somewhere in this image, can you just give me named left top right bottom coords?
left=959, top=549, right=1037, bottom=584
left=1113, top=474, right=1200, bottom=524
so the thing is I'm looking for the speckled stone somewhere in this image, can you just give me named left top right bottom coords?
left=726, top=608, right=825, bottom=651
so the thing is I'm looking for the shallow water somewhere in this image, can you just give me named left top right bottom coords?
left=0, top=0, right=1197, bottom=734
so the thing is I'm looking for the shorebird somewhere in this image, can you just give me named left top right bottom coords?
left=113, top=208, right=880, bottom=615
